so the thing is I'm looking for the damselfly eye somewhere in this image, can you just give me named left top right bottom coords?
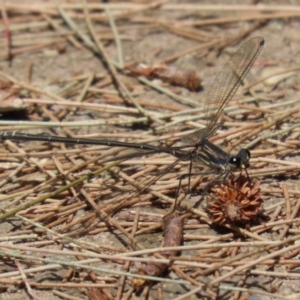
left=229, top=157, right=241, bottom=168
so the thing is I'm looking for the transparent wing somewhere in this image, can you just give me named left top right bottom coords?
left=200, top=37, right=264, bottom=141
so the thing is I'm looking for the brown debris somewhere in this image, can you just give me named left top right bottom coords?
left=132, top=213, right=183, bottom=289
left=87, top=288, right=109, bottom=300
left=125, top=63, right=201, bottom=91
left=207, top=173, right=263, bottom=225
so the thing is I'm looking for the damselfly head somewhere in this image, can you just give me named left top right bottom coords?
left=229, top=149, right=250, bottom=169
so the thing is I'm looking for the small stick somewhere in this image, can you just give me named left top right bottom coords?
left=0, top=38, right=69, bottom=58
left=278, top=186, right=300, bottom=241
left=282, top=184, right=291, bottom=220
left=132, top=213, right=183, bottom=288
left=42, top=12, right=82, bottom=49
left=116, top=210, right=140, bottom=300
left=15, top=259, right=42, bottom=300
left=106, top=7, right=124, bottom=68
left=244, top=65, right=300, bottom=89
left=158, top=40, right=219, bottom=64
left=0, top=0, right=11, bottom=61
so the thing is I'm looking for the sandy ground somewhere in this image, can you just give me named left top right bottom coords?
left=1, top=1, right=300, bottom=299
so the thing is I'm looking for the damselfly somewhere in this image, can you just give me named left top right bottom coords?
left=1, top=37, right=264, bottom=205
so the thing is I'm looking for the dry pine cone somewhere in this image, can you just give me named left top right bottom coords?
left=207, top=173, right=263, bottom=225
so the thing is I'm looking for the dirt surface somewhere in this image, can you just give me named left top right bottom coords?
left=1, top=1, right=300, bottom=300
